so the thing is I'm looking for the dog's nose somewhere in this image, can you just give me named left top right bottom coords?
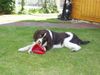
left=36, top=40, right=42, bottom=45
left=38, top=40, right=41, bottom=44
left=36, top=38, right=43, bottom=45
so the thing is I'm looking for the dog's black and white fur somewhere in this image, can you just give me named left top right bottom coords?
left=18, top=29, right=90, bottom=53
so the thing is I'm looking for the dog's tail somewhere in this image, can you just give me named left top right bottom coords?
left=80, top=40, right=90, bottom=45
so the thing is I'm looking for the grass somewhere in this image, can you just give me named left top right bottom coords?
left=0, top=26, right=100, bottom=75
left=21, top=18, right=71, bottom=24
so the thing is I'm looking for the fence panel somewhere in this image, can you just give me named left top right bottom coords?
left=72, top=0, right=100, bottom=22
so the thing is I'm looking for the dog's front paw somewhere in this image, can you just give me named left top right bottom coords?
left=18, top=48, right=24, bottom=51
left=28, top=50, right=32, bottom=54
left=18, top=48, right=26, bottom=52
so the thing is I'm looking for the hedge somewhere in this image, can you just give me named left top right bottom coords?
left=0, top=0, right=15, bottom=14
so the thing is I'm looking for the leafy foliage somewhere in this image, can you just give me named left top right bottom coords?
left=0, top=0, right=15, bottom=14
left=41, top=0, right=58, bottom=13
left=29, top=0, right=58, bottom=14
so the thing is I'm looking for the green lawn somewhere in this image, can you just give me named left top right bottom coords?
left=21, top=18, right=71, bottom=23
left=0, top=26, right=100, bottom=75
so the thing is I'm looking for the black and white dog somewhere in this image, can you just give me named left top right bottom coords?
left=18, top=29, right=90, bottom=53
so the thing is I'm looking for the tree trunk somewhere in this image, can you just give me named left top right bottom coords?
left=21, top=0, right=25, bottom=12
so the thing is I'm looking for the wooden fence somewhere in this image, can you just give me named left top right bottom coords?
left=72, top=0, right=100, bottom=22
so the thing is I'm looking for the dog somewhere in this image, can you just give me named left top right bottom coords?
left=18, top=29, right=90, bottom=53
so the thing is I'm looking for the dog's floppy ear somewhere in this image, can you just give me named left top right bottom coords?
left=33, top=30, right=47, bottom=41
left=33, top=30, right=40, bottom=41
left=43, top=33, right=47, bottom=38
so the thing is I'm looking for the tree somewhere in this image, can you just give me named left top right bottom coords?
left=18, top=0, right=25, bottom=14
left=59, top=0, right=72, bottom=20
left=21, top=0, right=25, bottom=12
left=0, top=0, right=15, bottom=14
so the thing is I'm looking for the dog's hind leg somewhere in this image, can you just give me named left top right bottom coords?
left=64, top=41, right=81, bottom=51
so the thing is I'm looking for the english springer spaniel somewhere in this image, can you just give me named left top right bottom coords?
left=18, top=29, right=90, bottom=53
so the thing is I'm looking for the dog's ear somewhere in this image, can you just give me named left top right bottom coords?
left=33, top=30, right=40, bottom=41
left=33, top=30, right=47, bottom=41
left=43, top=33, right=47, bottom=38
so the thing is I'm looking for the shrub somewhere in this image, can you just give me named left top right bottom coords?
left=28, top=0, right=58, bottom=14
left=41, top=0, right=58, bottom=13
left=0, top=0, right=15, bottom=14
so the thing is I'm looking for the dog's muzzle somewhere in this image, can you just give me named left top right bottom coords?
left=36, top=38, right=43, bottom=45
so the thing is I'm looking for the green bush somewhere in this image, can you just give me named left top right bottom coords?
left=0, top=0, right=15, bottom=14
left=29, top=5, right=58, bottom=14
left=28, top=0, right=58, bottom=14
left=29, top=9, right=41, bottom=14
left=41, top=1, right=58, bottom=13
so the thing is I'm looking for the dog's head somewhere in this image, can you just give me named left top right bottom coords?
left=33, top=30, right=53, bottom=50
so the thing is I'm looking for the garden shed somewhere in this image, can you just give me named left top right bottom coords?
left=72, top=0, right=100, bottom=22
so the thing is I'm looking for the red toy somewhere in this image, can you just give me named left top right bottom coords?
left=32, top=43, right=46, bottom=54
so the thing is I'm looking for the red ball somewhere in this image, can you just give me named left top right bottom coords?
left=32, top=43, right=46, bottom=54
